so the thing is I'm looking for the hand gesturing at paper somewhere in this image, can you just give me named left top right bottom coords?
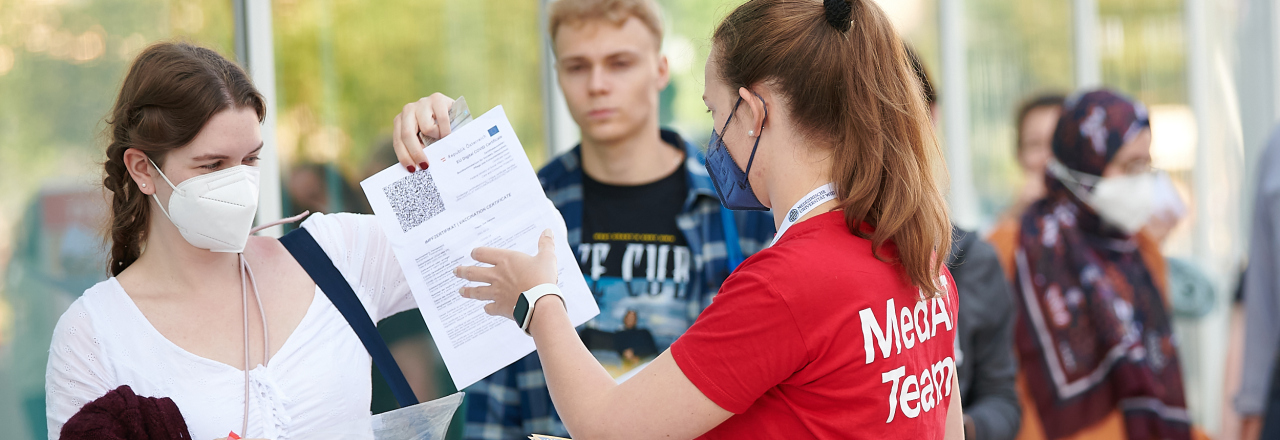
left=456, top=229, right=560, bottom=320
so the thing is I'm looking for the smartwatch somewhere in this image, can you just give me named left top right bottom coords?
left=514, top=283, right=564, bottom=335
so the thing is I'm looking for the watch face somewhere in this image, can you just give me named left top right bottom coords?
left=514, top=294, right=530, bottom=326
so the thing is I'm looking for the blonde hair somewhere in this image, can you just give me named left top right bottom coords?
left=714, top=0, right=952, bottom=295
left=548, top=0, right=663, bottom=48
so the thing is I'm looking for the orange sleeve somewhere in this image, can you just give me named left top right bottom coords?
left=986, top=216, right=1020, bottom=280
left=1015, top=372, right=1128, bottom=440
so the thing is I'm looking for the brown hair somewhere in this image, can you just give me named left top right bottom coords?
left=904, top=45, right=936, bottom=106
left=713, top=0, right=951, bottom=294
left=1014, top=93, right=1066, bottom=157
left=548, top=0, right=663, bottom=49
left=102, top=42, right=265, bottom=275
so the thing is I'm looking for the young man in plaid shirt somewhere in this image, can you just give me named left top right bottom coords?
left=461, top=0, right=773, bottom=437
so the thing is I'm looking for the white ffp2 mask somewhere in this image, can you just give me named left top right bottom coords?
left=148, top=158, right=260, bottom=253
left=1047, top=160, right=1157, bottom=236
left=1088, top=172, right=1156, bottom=235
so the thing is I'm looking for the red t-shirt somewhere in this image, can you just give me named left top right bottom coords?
left=671, top=211, right=959, bottom=439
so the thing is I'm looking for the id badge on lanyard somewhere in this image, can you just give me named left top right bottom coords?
left=770, top=183, right=838, bottom=247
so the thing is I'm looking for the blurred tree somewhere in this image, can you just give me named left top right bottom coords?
left=966, top=0, right=1075, bottom=219
left=1099, top=0, right=1187, bottom=105
left=271, top=0, right=547, bottom=182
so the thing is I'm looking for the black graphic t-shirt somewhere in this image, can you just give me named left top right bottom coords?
left=578, top=162, right=692, bottom=377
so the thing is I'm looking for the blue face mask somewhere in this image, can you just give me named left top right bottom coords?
left=706, top=94, right=768, bottom=211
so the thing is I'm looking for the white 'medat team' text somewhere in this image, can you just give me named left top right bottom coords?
left=859, top=277, right=957, bottom=423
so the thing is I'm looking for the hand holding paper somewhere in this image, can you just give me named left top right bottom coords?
left=362, top=102, right=598, bottom=390
left=391, top=93, right=463, bottom=172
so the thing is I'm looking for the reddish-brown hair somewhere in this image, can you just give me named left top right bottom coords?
left=102, top=42, right=265, bottom=275
left=713, top=0, right=951, bottom=294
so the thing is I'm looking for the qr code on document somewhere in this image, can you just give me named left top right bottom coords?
left=383, top=171, right=446, bottom=232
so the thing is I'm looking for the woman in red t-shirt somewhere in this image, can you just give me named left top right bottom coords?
left=398, top=0, right=963, bottom=438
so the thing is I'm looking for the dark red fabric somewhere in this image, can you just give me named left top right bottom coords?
left=61, top=385, right=192, bottom=440
left=1015, top=89, right=1190, bottom=440
left=671, top=212, right=959, bottom=439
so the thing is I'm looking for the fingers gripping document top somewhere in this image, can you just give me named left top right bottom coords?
left=361, top=105, right=598, bottom=390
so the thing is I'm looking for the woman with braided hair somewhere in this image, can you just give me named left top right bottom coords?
left=46, top=42, right=425, bottom=439
left=392, top=0, right=964, bottom=438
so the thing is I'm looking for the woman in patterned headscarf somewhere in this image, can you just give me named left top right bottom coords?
left=989, top=89, right=1202, bottom=440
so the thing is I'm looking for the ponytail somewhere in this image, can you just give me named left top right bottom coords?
left=713, top=0, right=952, bottom=295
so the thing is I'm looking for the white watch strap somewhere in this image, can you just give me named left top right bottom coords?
left=520, top=283, right=563, bottom=335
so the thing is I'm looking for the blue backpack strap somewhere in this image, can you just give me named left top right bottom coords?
left=720, top=205, right=744, bottom=273
left=278, top=227, right=419, bottom=408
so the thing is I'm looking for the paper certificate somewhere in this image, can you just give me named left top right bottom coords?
left=361, top=105, right=599, bottom=390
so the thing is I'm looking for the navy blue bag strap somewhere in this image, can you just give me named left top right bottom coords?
left=720, top=205, right=744, bottom=272
left=278, top=227, right=419, bottom=408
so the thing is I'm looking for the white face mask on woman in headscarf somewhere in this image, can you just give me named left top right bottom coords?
left=1047, top=159, right=1158, bottom=235
left=148, top=157, right=260, bottom=253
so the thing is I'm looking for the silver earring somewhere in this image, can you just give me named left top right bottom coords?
left=748, top=130, right=755, bottom=136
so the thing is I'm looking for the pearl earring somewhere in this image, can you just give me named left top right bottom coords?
left=141, top=183, right=147, bottom=188
left=748, top=130, right=755, bottom=136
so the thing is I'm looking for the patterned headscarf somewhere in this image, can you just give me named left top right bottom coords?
left=1014, top=89, right=1190, bottom=439
left=1052, top=90, right=1150, bottom=176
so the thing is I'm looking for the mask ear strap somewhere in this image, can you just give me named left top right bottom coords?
left=750, top=91, right=769, bottom=127
left=740, top=91, right=769, bottom=182
left=1047, top=159, right=1102, bottom=203
left=146, top=156, right=181, bottom=190
left=146, top=157, right=179, bottom=222
left=723, top=97, right=744, bottom=131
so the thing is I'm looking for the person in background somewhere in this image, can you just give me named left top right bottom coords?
left=908, top=46, right=1022, bottom=440
left=987, top=94, right=1064, bottom=256
left=1236, top=125, right=1280, bottom=440
left=988, top=89, right=1203, bottom=440
left=282, top=161, right=369, bottom=218
left=1010, top=95, right=1066, bottom=218
left=991, top=94, right=1186, bottom=256
left=391, top=0, right=774, bottom=437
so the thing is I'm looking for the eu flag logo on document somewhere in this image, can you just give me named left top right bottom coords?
left=488, top=126, right=499, bottom=136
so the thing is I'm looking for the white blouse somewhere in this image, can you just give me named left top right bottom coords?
left=45, top=213, right=417, bottom=440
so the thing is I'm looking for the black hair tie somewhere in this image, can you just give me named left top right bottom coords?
left=824, top=0, right=853, bottom=33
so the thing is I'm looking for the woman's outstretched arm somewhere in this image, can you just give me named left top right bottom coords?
left=457, top=230, right=731, bottom=439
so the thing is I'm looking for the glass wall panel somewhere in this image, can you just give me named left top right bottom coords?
left=966, top=0, right=1075, bottom=226
left=271, top=0, right=547, bottom=220
left=657, top=0, right=940, bottom=153
left=0, top=2, right=234, bottom=439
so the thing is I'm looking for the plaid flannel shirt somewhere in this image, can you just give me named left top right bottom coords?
left=461, top=130, right=775, bottom=439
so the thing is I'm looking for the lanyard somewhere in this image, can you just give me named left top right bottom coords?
left=770, top=183, right=838, bottom=247
left=234, top=211, right=309, bottom=437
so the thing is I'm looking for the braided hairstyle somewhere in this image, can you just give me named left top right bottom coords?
left=102, top=42, right=264, bottom=275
